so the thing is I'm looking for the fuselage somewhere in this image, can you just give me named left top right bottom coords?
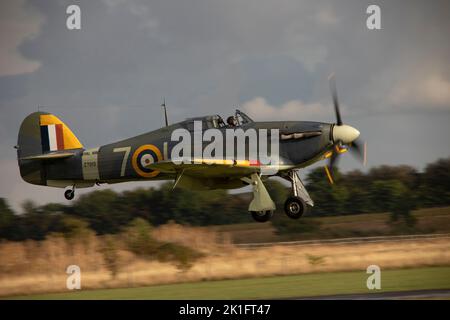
left=18, top=111, right=340, bottom=190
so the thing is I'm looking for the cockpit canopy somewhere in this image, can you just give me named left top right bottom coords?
left=183, top=110, right=254, bottom=130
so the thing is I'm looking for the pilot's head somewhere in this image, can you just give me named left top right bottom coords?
left=227, top=116, right=236, bottom=126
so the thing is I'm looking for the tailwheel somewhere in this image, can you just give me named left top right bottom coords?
left=251, top=210, right=273, bottom=223
left=284, top=196, right=306, bottom=219
left=64, top=189, right=75, bottom=200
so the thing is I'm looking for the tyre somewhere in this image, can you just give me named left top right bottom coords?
left=284, top=196, right=306, bottom=219
left=64, top=189, right=75, bottom=200
left=251, top=210, right=273, bottom=222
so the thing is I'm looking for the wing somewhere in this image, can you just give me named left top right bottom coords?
left=145, top=158, right=261, bottom=178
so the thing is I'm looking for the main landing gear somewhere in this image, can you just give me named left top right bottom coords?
left=242, top=170, right=313, bottom=223
left=280, top=170, right=314, bottom=220
left=284, top=196, right=306, bottom=219
left=64, top=185, right=75, bottom=200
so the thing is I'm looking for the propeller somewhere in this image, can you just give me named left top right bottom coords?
left=324, top=74, right=367, bottom=184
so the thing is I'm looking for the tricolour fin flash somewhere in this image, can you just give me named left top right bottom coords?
left=39, top=114, right=83, bottom=152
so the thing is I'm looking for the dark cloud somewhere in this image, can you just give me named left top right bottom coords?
left=237, top=55, right=314, bottom=105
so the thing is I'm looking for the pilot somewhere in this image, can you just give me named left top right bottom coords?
left=227, top=116, right=237, bottom=127
left=217, top=116, right=225, bottom=127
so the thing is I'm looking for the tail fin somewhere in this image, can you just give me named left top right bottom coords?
left=17, top=112, right=83, bottom=185
left=18, top=112, right=83, bottom=157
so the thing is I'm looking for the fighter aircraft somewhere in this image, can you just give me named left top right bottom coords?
left=16, top=75, right=365, bottom=222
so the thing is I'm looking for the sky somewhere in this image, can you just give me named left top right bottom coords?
left=1, top=0, right=449, bottom=211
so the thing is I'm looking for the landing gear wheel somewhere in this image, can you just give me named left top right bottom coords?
left=251, top=210, right=273, bottom=223
left=64, top=189, right=75, bottom=200
left=284, top=196, right=306, bottom=219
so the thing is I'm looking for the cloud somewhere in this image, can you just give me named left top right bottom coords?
left=101, top=0, right=127, bottom=7
left=102, top=0, right=159, bottom=31
left=242, top=96, right=335, bottom=121
left=314, top=5, right=339, bottom=26
left=0, top=0, right=44, bottom=76
left=389, top=73, right=450, bottom=110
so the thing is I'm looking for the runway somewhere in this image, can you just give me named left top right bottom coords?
left=295, top=289, right=450, bottom=300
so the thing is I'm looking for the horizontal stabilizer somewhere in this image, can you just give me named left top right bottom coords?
left=20, top=151, right=76, bottom=161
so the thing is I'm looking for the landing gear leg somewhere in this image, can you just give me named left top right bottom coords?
left=280, top=170, right=313, bottom=219
left=241, top=173, right=276, bottom=223
left=64, top=185, right=75, bottom=200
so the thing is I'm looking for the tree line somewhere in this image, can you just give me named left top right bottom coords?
left=0, top=157, right=449, bottom=241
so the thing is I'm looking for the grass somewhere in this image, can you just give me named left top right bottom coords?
left=1, top=225, right=449, bottom=297
left=1, top=208, right=449, bottom=297
left=7, top=266, right=450, bottom=300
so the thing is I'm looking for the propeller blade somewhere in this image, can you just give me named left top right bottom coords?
left=328, top=73, right=343, bottom=126
left=329, top=148, right=339, bottom=169
left=325, top=149, right=340, bottom=184
left=324, top=165, right=334, bottom=184
left=363, top=141, right=367, bottom=166
left=349, top=140, right=367, bottom=166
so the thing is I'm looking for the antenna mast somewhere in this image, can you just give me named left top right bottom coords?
left=161, top=98, right=169, bottom=127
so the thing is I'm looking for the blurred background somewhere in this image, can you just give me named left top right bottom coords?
left=0, top=0, right=449, bottom=298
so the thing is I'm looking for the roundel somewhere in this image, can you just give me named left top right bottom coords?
left=131, top=144, right=163, bottom=178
